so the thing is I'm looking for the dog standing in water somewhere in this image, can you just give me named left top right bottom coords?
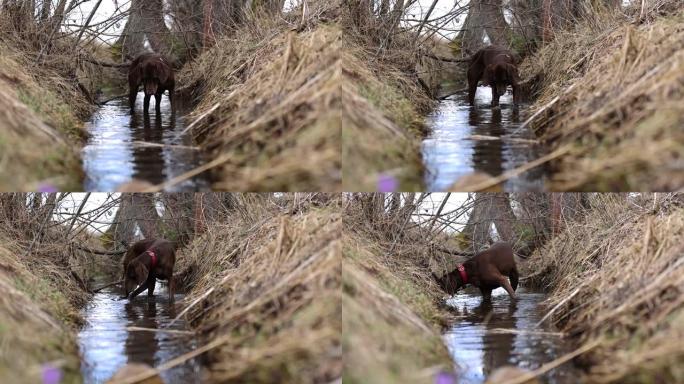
left=433, top=242, right=518, bottom=300
left=122, top=238, right=176, bottom=301
left=467, top=46, right=521, bottom=108
left=128, top=53, right=175, bottom=114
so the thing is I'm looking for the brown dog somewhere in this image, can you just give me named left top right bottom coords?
left=128, top=53, right=175, bottom=114
left=467, top=46, right=520, bottom=108
left=433, top=242, right=518, bottom=300
left=122, top=238, right=176, bottom=301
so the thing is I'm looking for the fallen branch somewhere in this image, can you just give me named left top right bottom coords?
left=82, top=56, right=131, bottom=68
left=536, top=286, right=582, bottom=327
left=503, top=340, right=601, bottom=384
left=72, top=243, right=127, bottom=256
left=423, top=52, right=469, bottom=63
left=92, top=280, right=121, bottom=293
left=438, top=87, right=468, bottom=100
left=97, top=93, right=128, bottom=106
left=466, top=134, right=538, bottom=144
left=511, top=83, right=577, bottom=135
left=433, top=245, right=475, bottom=257
left=488, top=328, right=565, bottom=337
left=126, top=326, right=193, bottom=335
left=465, top=146, right=572, bottom=192
left=177, top=102, right=221, bottom=137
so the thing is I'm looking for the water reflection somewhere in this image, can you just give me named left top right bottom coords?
left=79, top=281, right=202, bottom=383
left=443, top=287, right=578, bottom=384
left=83, top=92, right=210, bottom=191
left=423, top=88, right=545, bottom=191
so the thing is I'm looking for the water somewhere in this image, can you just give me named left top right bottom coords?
left=78, top=280, right=202, bottom=383
left=422, top=88, right=545, bottom=191
left=443, top=287, right=579, bottom=383
left=82, top=92, right=210, bottom=192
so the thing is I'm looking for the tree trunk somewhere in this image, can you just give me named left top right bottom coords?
left=203, top=0, right=246, bottom=48
left=509, top=0, right=542, bottom=52
left=103, top=195, right=137, bottom=248
left=161, top=193, right=195, bottom=247
left=131, top=194, right=161, bottom=239
left=458, top=0, right=512, bottom=55
left=462, top=194, right=494, bottom=250
left=169, top=0, right=204, bottom=59
left=118, top=0, right=175, bottom=60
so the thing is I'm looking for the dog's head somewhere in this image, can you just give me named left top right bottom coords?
left=483, top=63, right=519, bottom=97
left=124, top=260, right=149, bottom=297
left=432, top=270, right=463, bottom=294
left=140, top=58, right=170, bottom=96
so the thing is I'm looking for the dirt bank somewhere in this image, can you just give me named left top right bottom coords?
left=341, top=21, right=433, bottom=191
left=521, top=2, right=684, bottom=191
left=0, top=225, right=90, bottom=383
left=342, top=201, right=452, bottom=383
left=524, top=194, right=684, bottom=382
left=0, top=41, right=93, bottom=191
left=173, top=196, right=341, bottom=382
left=178, top=7, right=341, bottom=191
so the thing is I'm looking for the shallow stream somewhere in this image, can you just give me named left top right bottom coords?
left=443, top=287, right=580, bottom=383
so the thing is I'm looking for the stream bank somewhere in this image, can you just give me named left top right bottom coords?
left=523, top=195, right=684, bottom=382
left=519, top=4, right=684, bottom=191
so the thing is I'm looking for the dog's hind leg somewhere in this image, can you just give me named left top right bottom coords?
left=509, top=268, right=519, bottom=292
left=496, top=274, right=517, bottom=299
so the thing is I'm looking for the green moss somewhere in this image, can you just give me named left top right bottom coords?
left=17, top=88, right=84, bottom=140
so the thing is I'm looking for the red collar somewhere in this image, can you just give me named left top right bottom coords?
left=457, top=264, right=468, bottom=285
left=147, top=249, right=157, bottom=268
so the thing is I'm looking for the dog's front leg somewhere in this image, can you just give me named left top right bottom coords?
left=147, top=276, right=156, bottom=296
left=129, top=280, right=150, bottom=299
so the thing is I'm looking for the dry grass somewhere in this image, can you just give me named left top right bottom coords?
left=341, top=30, right=433, bottom=191
left=0, top=227, right=90, bottom=383
left=521, top=3, right=684, bottom=190
left=179, top=15, right=341, bottom=191
left=0, top=44, right=89, bottom=191
left=0, top=27, right=99, bottom=191
left=342, top=200, right=453, bottom=383
left=175, top=198, right=341, bottom=383
left=525, top=193, right=684, bottom=383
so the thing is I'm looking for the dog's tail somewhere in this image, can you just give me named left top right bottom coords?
left=509, top=268, right=519, bottom=292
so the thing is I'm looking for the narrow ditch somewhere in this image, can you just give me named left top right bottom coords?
left=78, top=277, right=203, bottom=383
left=422, top=88, right=546, bottom=191
left=82, top=93, right=210, bottom=192
left=442, top=287, right=580, bottom=383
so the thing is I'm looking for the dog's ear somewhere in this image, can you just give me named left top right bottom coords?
left=133, top=261, right=148, bottom=284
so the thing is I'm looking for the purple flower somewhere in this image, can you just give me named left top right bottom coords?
left=434, top=371, right=457, bottom=384
left=377, top=173, right=398, bottom=192
left=42, top=364, right=62, bottom=384
left=37, top=183, right=59, bottom=193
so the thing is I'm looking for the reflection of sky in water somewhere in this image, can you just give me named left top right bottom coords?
left=442, top=287, right=578, bottom=384
left=423, top=88, right=544, bottom=192
left=83, top=93, right=209, bottom=192
left=79, top=283, right=201, bottom=384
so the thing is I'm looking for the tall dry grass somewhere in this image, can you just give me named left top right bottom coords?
left=0, top=223, right=91, bottom=383
left=174, top=196, right=341, bottom=383
left=525, top=193, right=684, bottom=382
left=342, top=197, right=453, bottom=383
left=178, top=8, right=341, bottom=192
left=521, top=2, right=684, bottom=190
